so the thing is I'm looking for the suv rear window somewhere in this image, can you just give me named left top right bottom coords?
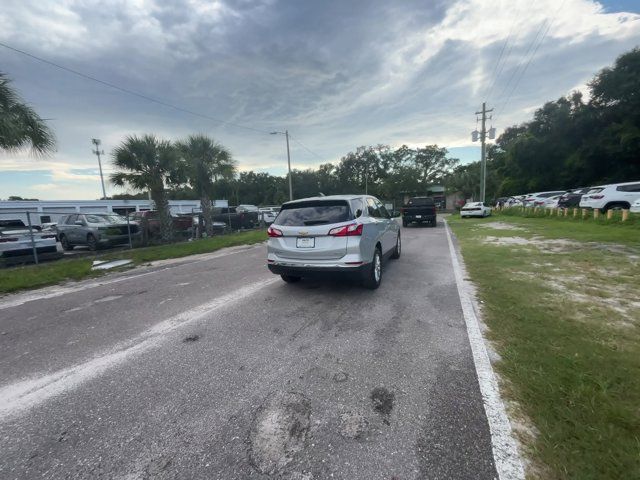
left=276, top=200, right=352, bottom=226
left=407, top=197, right=434, bottom=206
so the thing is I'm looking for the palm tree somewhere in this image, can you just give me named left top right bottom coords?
left=110, top=135, right=180, bottom=243
left=0, top=73, right=55, bottom=155
left=176, top=134, right=236, bottom=236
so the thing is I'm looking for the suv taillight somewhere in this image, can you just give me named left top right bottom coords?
left=267, top=226, right=283, bottom=237
left=590, top=195, right=604, bottom=199
left=328, top=223, right=363, bottom=236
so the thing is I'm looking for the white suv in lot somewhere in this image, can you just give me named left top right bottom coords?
left=266, top=195, right=401, bottom=289
left=579, top=181, right=640, bottom=212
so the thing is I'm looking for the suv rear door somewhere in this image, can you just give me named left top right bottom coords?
left=272, top=199, right=353, bottom=260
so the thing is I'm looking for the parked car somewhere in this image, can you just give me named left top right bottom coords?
left=266, top=195, right=400, bottom=289
left=0, top=219, right=58, bottom=263
left=400, top=196, right=436, bottom=227
left=56, top=213, right=140, bottom=251
left=579, top=181, right=640, bottom=212
left=631, top=198, right=640, bottom=214
left=460, top=202, right=492, bottom=218
left=190, top=215, right=227, bottom=235
left=525, top=191, right=567, bottom=207
left=557, top=187, right=592, bottom=209
left=543, top=195, right=562, bottom=209
left=129, top=210, right=192, bottom=240
left=212, top=207, right=258, bottom=229
left=259, top=208, right=277, bottom=224
left=237, top=204, right=259, bottom=213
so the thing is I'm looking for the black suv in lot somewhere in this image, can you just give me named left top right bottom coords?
left=557, top=188, right=592, bottom=209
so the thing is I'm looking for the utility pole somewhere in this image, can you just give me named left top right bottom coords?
left=473, top=103, right=494, bottom=203
left=92, top=138, right=107, bottom=199
left=285, top=130, right=292, bottom=201
left=271, top=130, right=293, bottom=201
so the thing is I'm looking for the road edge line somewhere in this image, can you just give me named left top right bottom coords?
left=443, top=218, right=525, bottom=480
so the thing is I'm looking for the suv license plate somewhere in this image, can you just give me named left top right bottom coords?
left=415, top=215, right=422, bottom=218
left=296, top=237, right=315, bottom=248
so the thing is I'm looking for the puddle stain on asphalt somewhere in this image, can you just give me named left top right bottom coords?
left=249, top=392, right=311, bottom=475
left=183, top=334, right=200, bottom=343
left=370, top=387, right=395, bottom=425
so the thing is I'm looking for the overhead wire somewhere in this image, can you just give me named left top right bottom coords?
left=0, top=41, right=271, bottom=135
left=495, top=0, right=568, bottom=120
left=289, top=135, right=325, bottom=162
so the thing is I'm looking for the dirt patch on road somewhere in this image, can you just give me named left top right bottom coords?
left=249, top=392, right=311, bottom=475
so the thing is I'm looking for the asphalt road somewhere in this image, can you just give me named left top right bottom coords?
left=0, top=220, right=498, bottom=480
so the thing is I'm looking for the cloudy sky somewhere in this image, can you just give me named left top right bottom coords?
left=1, top=0, right=639, bottom=200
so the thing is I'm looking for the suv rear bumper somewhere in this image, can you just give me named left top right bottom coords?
left=403, top=214, right=436, bottom=222
left=268, top=261, right=368, bottom=278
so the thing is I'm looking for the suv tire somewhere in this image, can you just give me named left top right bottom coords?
left=362, top=247, right=382, bottom=290
left=87, top=234, right=98, bottom=251
left=603, top=202, right=630, bottom=212
left=390, top=234, right=401, bottom=259
left=59, top=234, right=74, bottom=251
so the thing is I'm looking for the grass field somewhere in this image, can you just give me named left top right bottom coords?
left=0, top=229, right=266, bottom=295
left=448, top=213, right=640, bottom=479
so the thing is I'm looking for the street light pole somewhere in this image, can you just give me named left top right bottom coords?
left=271, top=130, right=293, bottom=201
left=92, top=138, right=107, bottom=199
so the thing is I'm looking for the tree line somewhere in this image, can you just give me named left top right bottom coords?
left=3, top=47, right=637, bottom=240
left=446, top=47, right=640, bottom=200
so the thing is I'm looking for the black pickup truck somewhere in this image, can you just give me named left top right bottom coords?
left=401, top=196, right=437, bottom=227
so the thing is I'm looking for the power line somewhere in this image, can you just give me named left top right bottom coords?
left=483, top=22, right=516, bottom=103
left=493, top=19, right=549, bottom=115
left=0, top=41, right=271, bottom=135
left=289, top=135, right=325, bottom=162
left=495, top=0, right=568, bottom=119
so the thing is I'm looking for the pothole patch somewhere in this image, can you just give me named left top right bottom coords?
left=338, top=411, right=369, bottom=439
left=370, top=387, right=394, bottom=424
left=332, top=371, right=348, bottom=383
left=249, top=391, right=311, bottom=475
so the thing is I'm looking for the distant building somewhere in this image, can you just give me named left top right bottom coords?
left=0, top=199, right=228, bottom=226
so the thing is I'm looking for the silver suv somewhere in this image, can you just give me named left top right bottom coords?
left=56, top=213, right=140, bottom=251
left=266, top=195, right=400, bottom=289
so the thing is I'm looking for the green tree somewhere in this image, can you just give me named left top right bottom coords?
left=176, top=134, right=235, bottom=236
left=0, top=73, right=55, bottom=155
left=110, top=135, right=180, bottom=243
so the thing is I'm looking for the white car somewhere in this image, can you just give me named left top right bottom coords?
left=630, top=198, right=640, bottom=214
left=543, top=195, right=562, bottom=209
left=460, top=202, right=492, bottom=218
left=524, top=191, right=567, bottom=207
left=0, top=219, right=58, bottom=261
left=579, top=181, right=640, bottom=212
left=259, top=208, right=277, bottom=224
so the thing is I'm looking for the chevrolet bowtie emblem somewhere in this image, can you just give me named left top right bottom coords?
left=298, top=231, right=309, bottom=236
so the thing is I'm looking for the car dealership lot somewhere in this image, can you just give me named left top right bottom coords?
left=0, top=221, right=504, bottom=479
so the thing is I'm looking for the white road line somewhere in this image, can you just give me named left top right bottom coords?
left=443, top=219, right=526, bottom=480
left=0, top=243, right=263, bottom=311
left=0, top=278, right=278, bottom=420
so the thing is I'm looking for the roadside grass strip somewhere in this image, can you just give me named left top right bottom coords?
left=448, top=215, right=640, bottom=480
left=0, top=230, right=266, bottom=295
